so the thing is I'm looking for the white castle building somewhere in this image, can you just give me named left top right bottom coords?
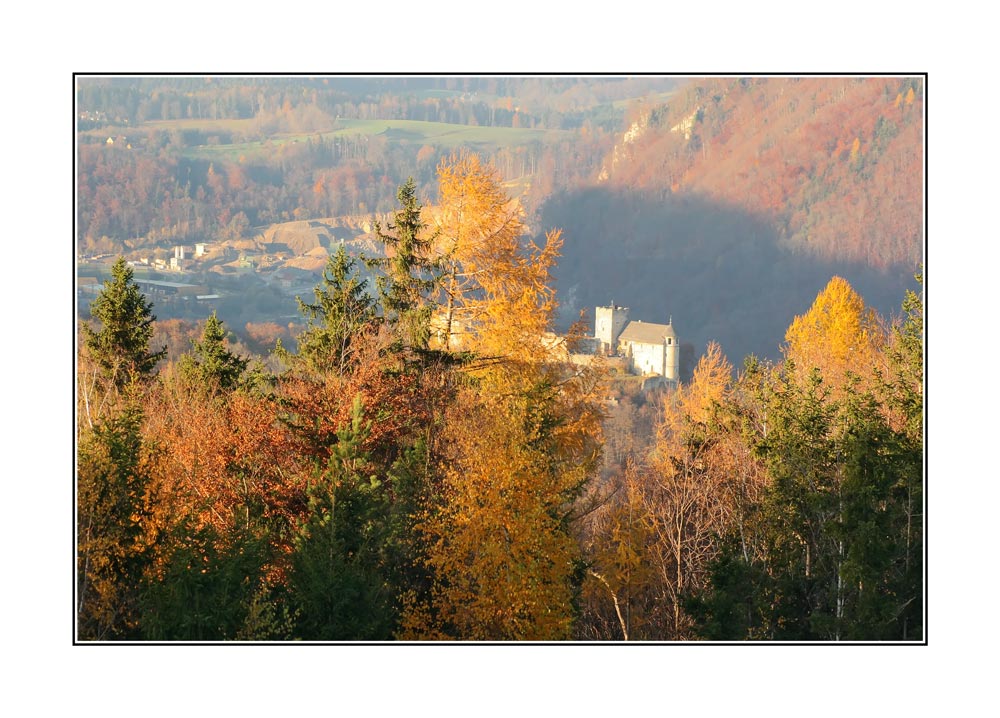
left=595, top=304, right=679, bottom=380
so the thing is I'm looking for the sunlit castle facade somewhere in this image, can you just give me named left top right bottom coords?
left=595, top=304, right=631, bottom=355
left=593, top=303, right=679, bottom=380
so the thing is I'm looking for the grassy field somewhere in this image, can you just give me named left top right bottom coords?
left=331, top=118, right=570, bottom=146
left=79, top=91, right=665, bottom=162
left=145, top=117, right=261, bottom=135
left=177, top=118, right=573, bottom=161
left=79, top=117, right=260, bottom=140
left=184, top=136, right=296, bottom=162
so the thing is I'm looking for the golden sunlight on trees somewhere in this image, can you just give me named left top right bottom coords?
left=783, top=276, right=885, bottom=393
left=398, top=154, right=605, bottom=640
left=640, top=343, right=738, bottom=638
left=400, top=363, right=604, bottom=640
left=579, top=341, right=770, bottom=640
left=401, top=392, right=582, bottom=640
left=431, top=152, right=562, bottom=371
left=682, top=276, right=923, bottom=641
left=673, top=341, right=731, bottom=428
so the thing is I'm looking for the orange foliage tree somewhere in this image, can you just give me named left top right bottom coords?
left=579, top=341, right=769, bottom=640
left=399, top=154, right=605, bottom=640
left=783, top=276, right=886, bottom=394
left=431, top=151, right=556, bottom=361
left=135, top=366, right=306, bottom=639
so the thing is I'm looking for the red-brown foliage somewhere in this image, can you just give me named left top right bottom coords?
left=603, top=77, right=923, bottom=269
left=142, top=373, right=307, bottom=581
left=276, top=332, right=440, bottom=466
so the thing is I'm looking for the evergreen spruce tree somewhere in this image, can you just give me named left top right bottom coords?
left=888, top=271, right=924, bottom=442
left=83, top=257, right=166, bottom=388
left=287, top=396, right=394, bottom=639
left=879, top=270, right=924, bottom=640
left=835, top=385, right=912, bottom=639
left=77, top=404, right=154, bottom=639
left=178, top=311, right=250, bottom=392
left=290, top=246, right=376, bottom=375
left=138, top=519, right=272, bottom=641
left=690, top=357, right=924, bottom=641
left=365, top=178, right=441, bottom=355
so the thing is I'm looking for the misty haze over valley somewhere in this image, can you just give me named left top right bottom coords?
left=77, top=75, right=923, bottom=368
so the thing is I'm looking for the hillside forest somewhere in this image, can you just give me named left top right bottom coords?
left=77, top=76, right=923, bottom=365
left=77, top=152, right=924, bottom=641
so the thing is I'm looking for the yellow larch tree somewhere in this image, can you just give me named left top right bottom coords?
left=402, top=389, right=589, bottom=640
left=400, top=153, right=605, bottom=640
left=577, top=458, right=660, bottom=640
left=431, top=152, right=562, bottom=377
left=783, top=276, right=885, bottom=393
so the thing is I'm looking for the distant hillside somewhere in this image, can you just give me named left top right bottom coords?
left=538, top=77, right=924, bottom=364
left=76, top=76, right=679, bottom=253
left=596, top=76, right=923, bottom=269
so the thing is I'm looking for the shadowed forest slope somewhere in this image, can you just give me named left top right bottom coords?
left=596, top=76, right=923, bottom=270
left=541, top=76, right=923, bottom=363
left=541, top=188, right=916, bottom=363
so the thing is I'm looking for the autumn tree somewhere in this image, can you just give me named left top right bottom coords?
left=577, top=459, right=659, bottom=640
left=401, top=378, right=602, bottom=640
left=398, top=156, right=605, bottom=640
left=432, top=152, right=527, bottom=351
left=136, top=368, right=304, bottom=640
left=689, top=279, right=922, bottom=641
left=592, top=342, right=744, bottom=640
left=783, top=275, right=884, bottom=394
left=432, top=154, right=566, bottom=376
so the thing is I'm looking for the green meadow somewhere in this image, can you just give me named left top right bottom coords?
left=175, top=118, right=572, bottom=161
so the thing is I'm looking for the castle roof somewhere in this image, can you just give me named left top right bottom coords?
left=618, top=320, right=676, bottom=346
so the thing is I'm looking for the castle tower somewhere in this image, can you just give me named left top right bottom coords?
left=663, top=317, right=679, bottom=381
left=595, top=304, right=629, bottom=355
